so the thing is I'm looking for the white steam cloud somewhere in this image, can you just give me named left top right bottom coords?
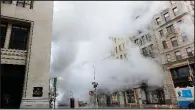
left=51, top=1, right=168, bottom=104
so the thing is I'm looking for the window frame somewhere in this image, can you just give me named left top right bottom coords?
left=162, top=41, right=168, bottom=49
left=159, top=30, right=164, bottom=37
left=186, top=47, right=193, bottom=56
left=156, top=17, right=161, bottom=25
left=164, top=12, right=170, bottom=22
left=166, top=54, right=171, bottom=62
left=171, top=37, right=178, bottom=47
left=1, top=22, right=8, bottom=48
left=173, top=7, right=178, bottom=16
left=175, top=51, right=182, bottom=60
left=2, top=0, right=12, bottom=4
left=16, top=0, right=34, bottom=9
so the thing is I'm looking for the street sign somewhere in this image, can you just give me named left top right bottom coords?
left=89, top=91, right=94, bottom=96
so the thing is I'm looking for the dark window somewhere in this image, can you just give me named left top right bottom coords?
left=142, top=36, right=145, bottom=44
left=148, top=44, right=154, bottom=57
left=186, top=47, right=193, bottom=56
left=2, top=0, right=12, bottom=4
left=16, top=0, right=34, bottom=9
left=115, top=47, right=118, bottom=53
left=164, top=12, right=170, bottom=22
left=126, top=90, right=135, bottom=103
left=146, top=34, right=152, bottom=42
left=119, top=45, right=122, bottom=51
left=1, top=22, right=7, bottom=48
left=120, top=55, right=123, bottom=59
left=135, top=39, right=139, bottom=45
left=166, top=24, right=175, bottom=33
left=142, top=47, right=147, bottom=56
left=156, top=17, right=161, bottom=25
left=9, top=25, right=29, bottom=50
left=159, top=30, right=164, bottom=37
left=171, top=37, right=178, bottom=47
left=175, top=51, right=182, bottom=60
left=181, top=34, right=188, bottom=42
left=173, top=7, right=178, bottom=16
left=162, top=41, right=168, bottom=49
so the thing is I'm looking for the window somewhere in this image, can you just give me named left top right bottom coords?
left=171, top=37, right=178, bottom=47
left=173, top=7, right=178, bottom=16
left=175, top=51, right=182, bottom=60
left=148, top=44, right=154, bottom=56
left=162, top=41, right=168, bottom=49
left=116, top=56, right=119, bottom=59
left=186, top=47, right=193, bottom=56
left=170, top=1, right=175, bottom=4
left=126, top=90, right=135, bottom=103
left=120, top=55, right=123, bottom=59
left=146, top=34, right=152, bottom=42
left=164, top=12, right=170, bottom=22
left=159, top=30, right=164, bottom=37
left=166, top=24, right=175, bottom=34
left=148, top=44, right=154, bottom=50
left=166, top=54, right=171, bottom=62
left=156, top=17, right=161, bottom=25
left=9, top=25, right=29, bottom=50
left=142, top=47, right=147, bottom=56
left=135, top=39, right=139, bottom=45
left=115, top=47, right=118, bottom=53
left=16, top=0, right=34, bottom=9
left=1, top=22, right=7, bottom=48
left=2, top=0, right=12, bottom=4
left=142, top=36, right=146, bottom=44
left=181, top=34, right=188, bottom=42
left=119, top=45, right=122, bottom=51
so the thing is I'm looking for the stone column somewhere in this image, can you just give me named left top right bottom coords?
left=119, top=91, right=125, bottom=107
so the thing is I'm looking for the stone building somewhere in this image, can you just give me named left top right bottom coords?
left=1, top=1, right=53, bottom=108
left=152, top=1, right=194, bottom=105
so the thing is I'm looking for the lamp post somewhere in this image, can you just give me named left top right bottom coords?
left=92, top=64, right=99, bottom=108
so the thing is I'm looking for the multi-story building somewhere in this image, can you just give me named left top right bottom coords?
left=152, top=1, right=194, bottom=105
left=1, top=1, right=53, bottom=108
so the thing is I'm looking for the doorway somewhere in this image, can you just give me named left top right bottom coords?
left=1, top=64, right=26, bottom=109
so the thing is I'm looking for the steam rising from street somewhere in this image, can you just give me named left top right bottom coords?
left=51, top=1, right=168, bottom=104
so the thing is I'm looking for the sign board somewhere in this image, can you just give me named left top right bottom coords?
left=89, top=91, right=94, bottom=96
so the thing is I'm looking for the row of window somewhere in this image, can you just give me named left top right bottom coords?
left=1, top=0, right=34, bottom=9
left=134, top=34, right=152, bottom=46
left=156, top=6, right=178, bottom=25
left=162, top=34, right=188, bottom=49
left=141, top=44, right=154, bottom=57
left=166, top=47, right=193, bottom=62
left=159, top=20, right=182, bottom=37
left=0, top=21, right=30, bottom=50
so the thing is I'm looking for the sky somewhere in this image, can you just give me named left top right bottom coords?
left=50, top=1, right=194, bottom=104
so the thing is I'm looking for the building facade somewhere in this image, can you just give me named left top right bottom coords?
left=1, top=1, right=53, bottom=108
left=152, top=1, right=194, bottom=105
